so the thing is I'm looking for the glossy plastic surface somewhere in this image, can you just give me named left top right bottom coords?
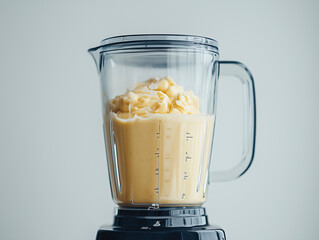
left=96, top=207, right=226, bottom=240
left=89, top=34, right=256, bottom=207
left=212, top=61, right=256, bottom=182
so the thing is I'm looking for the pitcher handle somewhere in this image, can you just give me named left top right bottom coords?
left=211, top=61, right=256, bottom=182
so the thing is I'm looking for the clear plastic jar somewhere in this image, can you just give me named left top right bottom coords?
left=89, top=34, right=256, bottom=207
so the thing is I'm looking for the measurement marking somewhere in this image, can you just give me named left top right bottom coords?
left=185, top=152, right=192, bottom=162
left=196, top=122, right=207, bottom=192
left=186, top=132, right=193, bottom=141
left=156, top=124, right=160, bottom=204
left=184, top=171, right=188, bottom=180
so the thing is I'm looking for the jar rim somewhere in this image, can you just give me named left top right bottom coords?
left=88, top=34, right=219, bottom=54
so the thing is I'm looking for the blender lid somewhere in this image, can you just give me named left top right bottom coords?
left=88, top=34, right=219, bottom=54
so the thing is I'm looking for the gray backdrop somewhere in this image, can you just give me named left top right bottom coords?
left=0, top=0, right=318, bottom=239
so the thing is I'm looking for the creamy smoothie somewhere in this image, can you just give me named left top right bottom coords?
left=105, top=77, right=214, bottom=207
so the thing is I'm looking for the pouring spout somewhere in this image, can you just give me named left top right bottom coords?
left=88, top=46, right=101, bottom=73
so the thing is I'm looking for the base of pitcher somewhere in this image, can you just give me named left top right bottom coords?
left=117, top=202, right=203, bottom=208
left=96, top=207, right=226, bottom=240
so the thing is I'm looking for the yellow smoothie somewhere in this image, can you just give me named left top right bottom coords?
left=104, top=77, right=214, bottom=207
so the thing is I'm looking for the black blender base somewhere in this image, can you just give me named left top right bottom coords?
left=96, top=207, right=226, bottom=240
left=96, top=224, right=225, bottom=240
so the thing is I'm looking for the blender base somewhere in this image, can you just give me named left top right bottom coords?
left=96, top=207, right=226, bottom=240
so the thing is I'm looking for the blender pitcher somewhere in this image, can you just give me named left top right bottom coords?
left=89, top=34, right=256, bottom=208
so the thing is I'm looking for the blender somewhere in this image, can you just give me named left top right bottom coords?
left=88, top=34, right=256, bottom=240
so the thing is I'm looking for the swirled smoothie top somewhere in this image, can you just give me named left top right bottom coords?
left=109, top=77, right=200, bottom=119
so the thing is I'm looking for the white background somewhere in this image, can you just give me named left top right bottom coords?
left=0, top=0, right=318, bottom=239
